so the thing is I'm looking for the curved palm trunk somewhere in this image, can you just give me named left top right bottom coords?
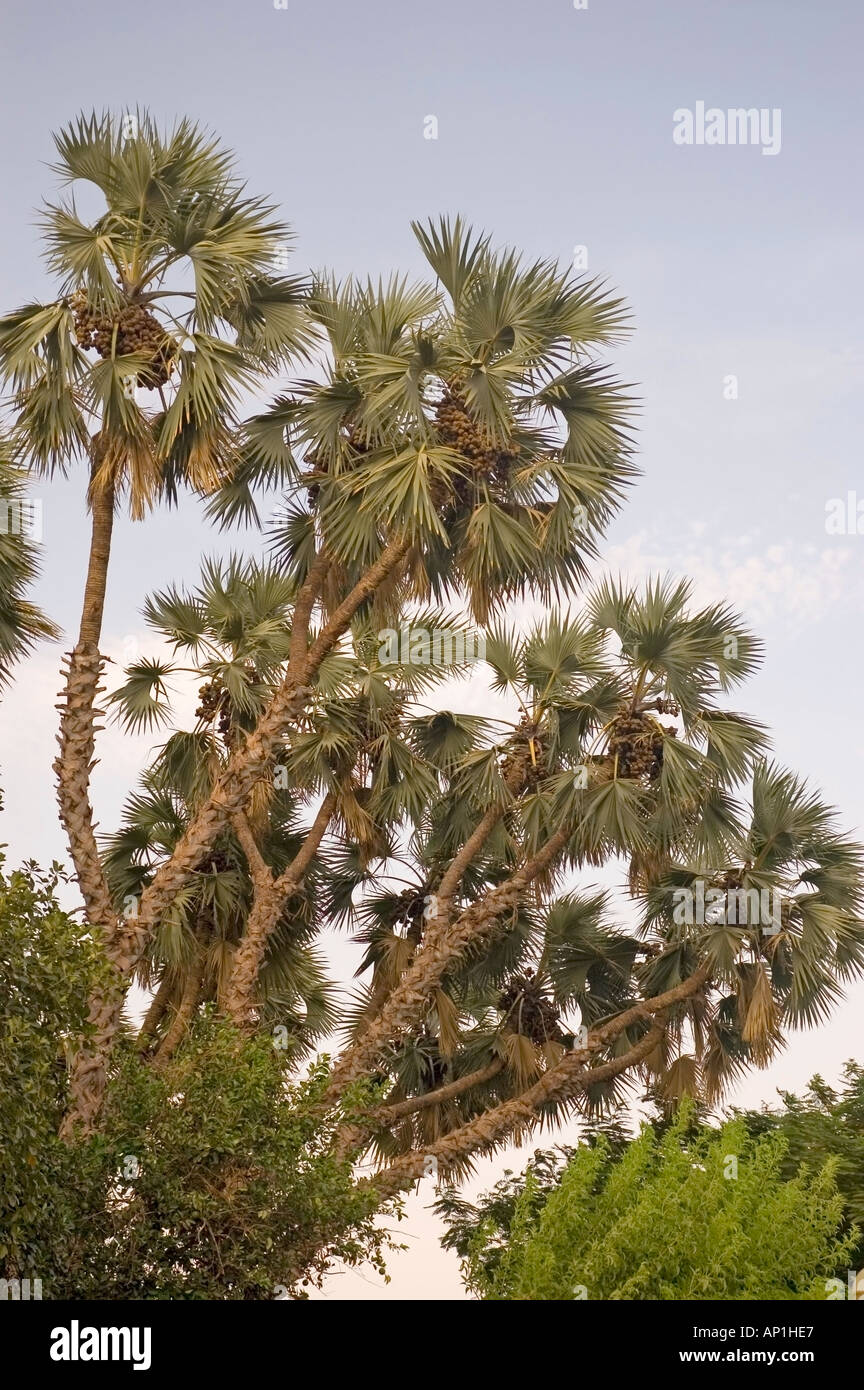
left=54, top=461, right=117, bottom=929
left=334, top=1056, right=506, bottom=1159
left=325, top=827, right=569, bottom=1104
left=57, top=459, right=126, bottom=1139
left=151, top=952, right=205, bottom=1069
left=371, top=1026, right=665, bottom=1197
left=136, top=973, right=177, bottom=1050
left=138, top=538, right=408, bottom=937
left=225, top=792, right=337, bottom=1025
left=346, top=751, right=531, bottom=1049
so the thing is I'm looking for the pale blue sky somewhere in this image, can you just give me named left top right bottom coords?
left=1, top=0, right=863, bottom=1298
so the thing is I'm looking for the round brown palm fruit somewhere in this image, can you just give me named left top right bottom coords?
left=69, top=291, right=177, bottom=387
left=501, top=715, right=545, bottom=786
left=434, top=388, right=520, bottom=502
left=195, top=664, right=260, bottom=750
left=195, top=678, right=227, bottom=725
left=195, top=676, right=235, bottom=750
left=607, top=709, right=676, bottom=781
left=498, top=973, right=564, bottom=1046
left=195, top=848, right=234, bottom=877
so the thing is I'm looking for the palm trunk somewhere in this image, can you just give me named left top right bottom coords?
left=137, top=537, right=409, bottom=940
left=57, top=457, right=123, bottom=1139
left=380, top=1056, right=505, bottom=1120
left=334, top=1056, right=506, bottom=1159
left=225, top=792, right=337, bottom=1025
left=151, top=952, right=205, bottom=1069
left=369, top=964, right=711, bottom=1194
left=136, top=973, right=177, bottom=1050
left=54, top=459, right=116, bottom=928
left=371, top=1028, right=665, bottom=1196
left=341, top=752, right=532, bottom=1057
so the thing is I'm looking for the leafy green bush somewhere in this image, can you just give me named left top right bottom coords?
left=0, top=857, right=104, bottom=1273
left=439, top=1104, right=857, bottom=1300
left=0, top=855, right=395, bottom=1298
left=738, top=1064, right=864, bottom=1273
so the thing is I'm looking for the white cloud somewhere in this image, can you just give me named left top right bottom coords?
left=600, top=529, right=858, bottom=627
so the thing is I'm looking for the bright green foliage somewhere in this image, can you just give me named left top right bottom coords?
left=739, top=1064, right=864, bottom=1271
left=46, top=1029, right=392, bottom=1300
left=0, top=855, right=395, bottom=1298
left=0, top=856, right=104, bottom=1269
left=439, top=1105, right=856, bottom=1300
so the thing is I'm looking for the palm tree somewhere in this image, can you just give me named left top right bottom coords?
left=324, top=580, right=864, bottom=1189
left=55, top=212, right=638, bottom=1131
left=0, top=112, right=314, bottom=1132
left=130, top=213, right=637, bottom=1011
left=104, top=554, right=477, bottom=1054
left=0, top=109, right=310, bottom=936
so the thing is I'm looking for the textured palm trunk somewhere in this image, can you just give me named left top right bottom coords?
left=334, top=1056, right=506, bottom=1158
left=62, top=537, right=409, bottom=1134
left=327, top=754, right=615, bottom=1105
left=380, top=1056, right=506, bottom=1121
left=54, top=460, right=117, bottom=929
left=372, top=1028, right=664, bottom=1196
left=136, top=973, right=176, bottom=1050
left=56, top=458, right=126, bottom=1139
left=151, top=951, right=205, bottom=1069
left=225, top=792, right=337, bottom=1025
left=343, top=751, right=530, bottom=1050
left=369, top=965, right=710, bottom=1195
left=137, top=538, right=408, bottom=936
left=59, top=917, right=142, bottom=1139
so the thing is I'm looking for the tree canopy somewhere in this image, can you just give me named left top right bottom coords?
left=1, top=111, right=863, bottom=1297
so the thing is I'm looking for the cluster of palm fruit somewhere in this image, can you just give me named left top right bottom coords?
left=195, top=677, right=231, bottom=743
left=501, top=715, right=546, bottom=788
left=434, top=388, right=520, bottom=502
left=193, top=847, right=234, bottom=878
left=195, top=664, right=260, bottom=749
left=498, top=972, right=568, bottom=1046
left=607, top=699, right=679, bottom=781
left=387, top=885, right=434, bottom=945
left=70, top=290, right=176, bottom=387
